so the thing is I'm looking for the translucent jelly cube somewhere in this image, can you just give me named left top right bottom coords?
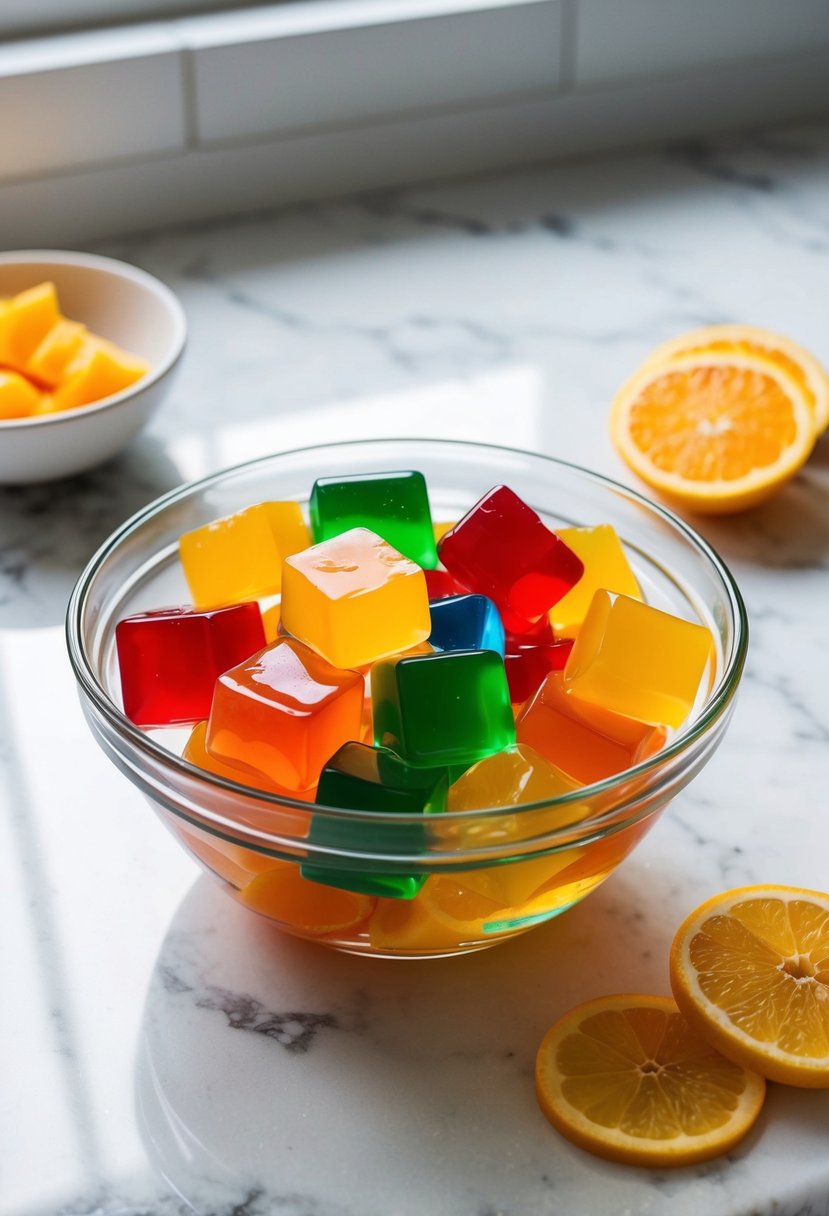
left=180, top=502, right=310, bottom=609
left=504, top=635, right=573, bottom=705
left=564, top=591, right=714, bottom=728
left=301, top=742, right=447, bottom=899
left=183, top=721, right=315, bottom=800
left=206, top=637, right=363, bottom=791
left=446, top=744, right=586, bottom=904
left=310, top=470, right=438, bottom=569
left=424, top=567, right=460, bottom=600
left=428, top=594, right=505, bottom=657
left=517, top=671, right=666, bottom=783
left=281, top=527, right=430, bottom=669
left=549, top=524, right=642, bottom=638
left=371, top=649, right=515, bottom=769
left=437, top=485, right=584, bottom=624
left=116, top=603, right=266, bottom=727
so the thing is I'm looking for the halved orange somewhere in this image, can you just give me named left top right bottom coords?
left=642, top=324, right=829, bottom=435
left=610, top=351, right=816, bottom=513
left=535, top=994, right=766, bottom=1167
left=240, top=863, right=375, bottom=937
left=670, top=885, right=829, bottom=1088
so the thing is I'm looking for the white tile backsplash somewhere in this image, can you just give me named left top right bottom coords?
left=575, top=0, right=829, bottom=88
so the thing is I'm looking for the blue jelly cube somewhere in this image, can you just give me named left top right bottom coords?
left=428, top=593, right=505, bottom=657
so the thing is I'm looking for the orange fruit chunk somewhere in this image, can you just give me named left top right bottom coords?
left=240, top=863, right=374, bottom=937
left=642, top=324, right=829, bottom=435
left=51, top=337, right=149, bottom=413
left=610, top=351, right=815, bottom=513
left=670, top=885, right=829, bottom=1088
left=0, top=370, right=41, bottom=420
left=535, top=994, right=766, bottom=1167
left=0, top=282, right=59, bottom=369
left=25, top=317, right=87, bottom=388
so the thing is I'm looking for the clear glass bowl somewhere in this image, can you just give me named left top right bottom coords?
left=67, top=439, right=747, bottom=958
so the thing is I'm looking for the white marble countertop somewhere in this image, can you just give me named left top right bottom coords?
left=3, top=121, right=829, bottom=1216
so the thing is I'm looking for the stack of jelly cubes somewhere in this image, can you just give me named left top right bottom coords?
left=115, top=469, right=714, bottom=917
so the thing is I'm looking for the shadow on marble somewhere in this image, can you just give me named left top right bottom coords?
left=132, top=865, right=801, bottom=1216
left=678, top=463, right=829, bottom=572
left=0, top=435, right=186, bottom=629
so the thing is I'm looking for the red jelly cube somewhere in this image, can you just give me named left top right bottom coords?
left=116, top=603, right=267, bottom=727
left=424, top=567, right=459, bottom=600
left=437, top=486, right=584, bottom=624
left=505, top=637, right=574, bottom=704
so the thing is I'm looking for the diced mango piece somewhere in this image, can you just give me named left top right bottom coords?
left=0, top=370, right=41, bottom=420
left=25, top=318, right=87, bottom=388
left=51, top=338, right=149, bottom=413
left=0, top=283, right=60, bottom=370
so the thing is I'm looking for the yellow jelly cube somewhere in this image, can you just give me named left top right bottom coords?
left=51, top=338, right=149, bottom=412
left=281, top=527, right=430, bottom=669
left=180, top=502, right=310, bottom=609
left=25, top=318, right=87, bottom=388
left=0, top=370, right=41, bottom=419
left=550, top=524, right=642, bottom=637
left=444, top=744, right=587, bottom=906
left=0, top=282, right=59, bottom=370
left=563, top=590, right=713, bottom=728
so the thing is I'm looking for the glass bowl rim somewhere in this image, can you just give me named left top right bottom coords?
left=66, top=437, right=748, bottom=832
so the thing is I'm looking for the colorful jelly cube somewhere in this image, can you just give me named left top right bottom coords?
left=437, top=485, right=584, bottom=625
left=516, top=671, right=666, bottom=784
left=424, top=567, right=460, bottom=600
left=372, top=649, right=515, bottom=769
left=180, top=502, right=310, bottom=610
left=446, top=744, right=586, bottom=904
left=206, top=637, right=363, bottom=791
left=310, top=470, right=438, bottom=569
left=549, top=524, right=642, bottom=638
left=504, top=635, right=573, bottom=705
left=301, top=742, right=447, bottom=898
left=183, top=721, right=315, bottom=800
left=564, top=591, right=713, bottom=728
left=428, top=594, right=505, bottom=657
left=116, top=603, right=266, bottom=727
left=281, top=527, right=430, bottom=669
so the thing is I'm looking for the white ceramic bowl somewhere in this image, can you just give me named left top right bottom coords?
left=0, top=250, right=186, bottom=484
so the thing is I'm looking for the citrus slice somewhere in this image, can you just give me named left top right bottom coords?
left=610, top=351, right=816, bottom=513
left=240, top=863, right=374, bottom=937
left=535, top=994, right=766, bottom=1167
left=642, top=324, right=829, bottom=435
left=368, top=876, right=505, bottom=952
left=670, top=885, right=829, bottom=1088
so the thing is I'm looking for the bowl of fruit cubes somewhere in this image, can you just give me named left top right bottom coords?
left=0, top=250, right=186, bottom=484
left=67, top=438, right=747, bottom=958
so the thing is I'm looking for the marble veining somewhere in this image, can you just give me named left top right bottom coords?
left=2, top=118, right=829, bottom=1215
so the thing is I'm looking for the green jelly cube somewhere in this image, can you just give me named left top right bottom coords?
left=301, top=741, right=447, bottom=899
left=372, top=650, right=515, bottom=769
left=310, top=470, right=438, bottom=569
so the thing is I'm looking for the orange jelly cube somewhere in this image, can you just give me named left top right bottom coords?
left=281, top=527, right=430, bottom=669
left=516, top=672, right=665, bottom=784
left=183, top=721, right=316, bottom=800
left=206, top=637, right=363, bottom=792
left=563, top=590, right=713, bottom=728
